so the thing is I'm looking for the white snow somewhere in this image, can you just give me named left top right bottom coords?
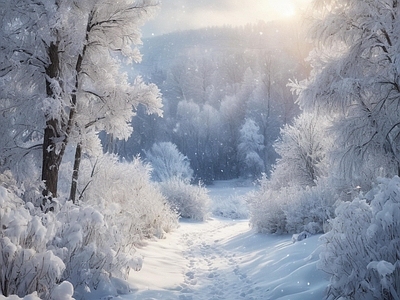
left=111, top=180, right=329, bottom=300
left=50, top=281, right=74, bottom=300
left=367, top=260, right=396, bottom=277
left=209, top=179, right=253, bottom=219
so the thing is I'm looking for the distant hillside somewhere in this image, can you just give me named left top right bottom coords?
left=114, top=19, right=311, bottom=181
left=131, top=18, right=311, bottom=83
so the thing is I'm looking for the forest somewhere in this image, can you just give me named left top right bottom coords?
left=1, top=0, right=400, bottom=299
left=112, top=21, right=308, bottom=182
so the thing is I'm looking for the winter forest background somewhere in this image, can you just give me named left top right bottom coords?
left=112, top=21, right=308, bottom=182
left=1, top=0, right=400, bottom=299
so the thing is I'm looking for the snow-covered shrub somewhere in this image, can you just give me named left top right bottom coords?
left=159, top=178, right=211, bottom=221
left=247, top=175, right=337, bottom=234
left=319, top=176, right=400, bottom=299
left=246, top=175, right=288, bottom=234
left=246, top=113, right=337, bottom=235
left=79, top=154, right=178, bottom=245
left=0, top=185, right=71, bottom=299
left=208, top=179, right=253, bottom=219
left=0, top=170, right=43, bottom=208
left=50, top=202, right=141, bottom=299
left=50, top=154, right=178, bottom=298
left=284, top=179, right=337, bottom=234
left=0, top=292, right=41, bottom=300
left=145, top=142, right=193, bottom=183
left=212, top=194, right=249, bottom=219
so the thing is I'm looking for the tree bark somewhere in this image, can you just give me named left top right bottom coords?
left=69, top=143, right=82, bottom=204
left=67, top=20, right=89, bottom=204
left=66, top=13, right=105, bottom=204
left=42, top=118, right=62, bottom=199
left=42, top=42, right=63, bottom=207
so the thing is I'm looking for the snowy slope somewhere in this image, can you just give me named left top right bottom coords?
left=113, top=181, right=329, bottom=300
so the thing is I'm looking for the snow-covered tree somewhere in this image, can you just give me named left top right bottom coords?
left=145, top=142, right=193, bottom=183
left=272, top=113, right=330, bottom=188
left=286, top=2, right=400, bottom=297
left=293, top=0, right=400, bottom=188
left=246, top=112, right=336, bottom=235
left=0, top=0, right=162, bottom=206
left=237, top=119, right=265, bottom=178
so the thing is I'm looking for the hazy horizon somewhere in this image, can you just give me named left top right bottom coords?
left=142, top=0, right=312, bottom=37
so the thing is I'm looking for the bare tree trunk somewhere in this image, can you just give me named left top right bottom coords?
left=42, top=42, right=63, bottom=210
left=69, top=143, right=82, bottom=204
left=67, top=19, right=91, bottom=204
left=42, top=119, right=62, bottom=199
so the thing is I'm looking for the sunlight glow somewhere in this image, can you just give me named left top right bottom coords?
left=269, top=1, right=297, bottom=18
left=142, top=0, right=313, bottom=37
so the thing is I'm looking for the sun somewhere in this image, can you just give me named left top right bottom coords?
left=257, top=0, right=298, bottom=20
left=272, top=1, right=297, bottom=18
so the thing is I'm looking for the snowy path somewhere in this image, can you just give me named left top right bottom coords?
left=176, top=219, right=258, bottom=299
left=115, top=183, right=329, bottom=300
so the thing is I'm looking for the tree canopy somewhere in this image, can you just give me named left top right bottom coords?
left=293, top=0, right=400, bottom=186
left=0, top=0, right=162, bottom=205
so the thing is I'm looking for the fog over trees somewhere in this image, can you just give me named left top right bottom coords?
left=108, top=21, right=309, bottom=182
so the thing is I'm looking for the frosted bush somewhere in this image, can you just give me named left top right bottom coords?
left=284, top=179, right=337, bottom=234
left=0, top=170, right=43, bottom=208
left=319, top=176, right=400, bottom=299
left=246, top=175, right=288, bottom=234
left=50, top=202, right=140, bottom=299
left=245, top=113, right=337, bottom=235
left=79, top=154, right=178, bottom=245
left=0, top=171, right=22, bottom=198
left=212, top=194, right=249, bottom=219
left=145, top=142, right=193, bottom=183
left=159, top=178, right=211, bottom=221
left=248, top=173, right=338, bottom=234
left=0, top=160, right=162, bottom=300
left=0, top=185, right=70, bottom=299
left=0, top=292, right=41, bottom=300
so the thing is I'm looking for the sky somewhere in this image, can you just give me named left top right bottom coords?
left=142, top=0, right=313, bottom=37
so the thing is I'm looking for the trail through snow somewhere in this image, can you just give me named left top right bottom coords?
left=114, top=181, right=329, bottom=300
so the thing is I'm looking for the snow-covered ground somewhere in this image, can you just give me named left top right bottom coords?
left=113, top=180, right=329, bottom=300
